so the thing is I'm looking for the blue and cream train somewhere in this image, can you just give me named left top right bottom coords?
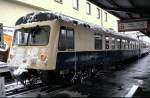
left=8, top=11, right=150, bottom=83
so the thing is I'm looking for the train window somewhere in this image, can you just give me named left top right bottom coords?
left=133, top=41, right=135, bottom=49
left=127, top=41, right=130, bottom=49
left=95, top=33, right=102, bottom=50
left=58, top=28, right=66, bottom=50
left=122, top=40, right=126, bottom=49
left=111, top=37, right=115, bottom=49
left=137, top=42, right=139, bottom=49
left=116, top=39, right=121, bottom=49
left=15, top=30, right=28, bottom=45
left=143, top=43, right=146, bottom=48
left=14, top=26, right=50, bottom=46
left=58, top=27, right=74, bottom=51
left=130, top=41, right=133, bottom=49
left=29, top=26, right=50, bottom=45
left=135, top=42, right=137, bottom=49
left=130, top=41, right=131, bottom=49
left=67, top=29, right=74, bottom=49
left=128, top=40, right=131, bottom=49
left=105, top=36, right=109, bottom=49
left=125, top=40, right=128, bottom=49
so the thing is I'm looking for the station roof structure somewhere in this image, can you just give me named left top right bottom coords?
left=88, top=0, right=150, bottom=36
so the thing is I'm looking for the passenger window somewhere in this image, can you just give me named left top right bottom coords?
left=105, top=36, right=109, bottom=49
left=111, top=37, right=115, bottom=50
left=95, top=33, right=102, bottom=50
left=58, top=26, right=74, bottom=51
left=125, top=40, right=128, bottom=49
left=122, top=40, right=126, bottom=49
left=130, top=41, right=133, bottom=49
left=127, top=41, right=130, bottom=49
left=132, top=41, right=135, bottom=49
left=116, top=39, right=121, bottom=49
left=66, top=29, right=74, bottom=49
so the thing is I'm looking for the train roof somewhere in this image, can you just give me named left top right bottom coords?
left=16, top=11, right=138, bottom=41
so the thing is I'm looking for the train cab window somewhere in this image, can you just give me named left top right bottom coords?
left=111, top=37, right=116, bottom=50
left=14, top=26, right=50, bottom=46
left=58, top=26, right=74, bottom=51
left=116, top=39, right=121, bottom=49
left=105, top=36, right=109, bottom=49
left=29, top=26, right=50, bottom=45
left=95, top=33, right=102, bottom=50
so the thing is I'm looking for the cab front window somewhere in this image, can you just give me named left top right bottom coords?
left=13, top=26, right=50, bottom=46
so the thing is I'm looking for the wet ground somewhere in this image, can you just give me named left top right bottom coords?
left=9, top=54, right=150, bottom=97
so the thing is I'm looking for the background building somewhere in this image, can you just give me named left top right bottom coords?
left=0, top=0, right=120, bottom=46
left=0, top=0, right=119, bottom=30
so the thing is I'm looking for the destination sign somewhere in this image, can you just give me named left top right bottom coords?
left=118, top=20, right=148, bottom=32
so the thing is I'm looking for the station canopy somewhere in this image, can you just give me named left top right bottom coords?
left=88, top=0, right=150, bottom=37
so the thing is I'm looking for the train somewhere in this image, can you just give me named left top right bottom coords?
left=7, top=11, right=150, bottom=85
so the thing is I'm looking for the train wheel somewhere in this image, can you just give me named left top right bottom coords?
left=29, top=75, right=38, bottom=85
left=38, top=70, right=60, bottom=85
left=71, top=71, right=89, bottom=84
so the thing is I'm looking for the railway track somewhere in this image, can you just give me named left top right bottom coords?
left=40, top=85, right=83, bottom=97
left=6, top=82, right=84, bottom=98
left=7, top=84, right=48, bottom=98
left=5, top=80, right=44, bottom=97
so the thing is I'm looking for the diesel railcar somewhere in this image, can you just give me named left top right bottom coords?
left=7, top=11, right=150, bottom=84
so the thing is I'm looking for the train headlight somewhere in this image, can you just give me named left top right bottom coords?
left=38, top=49, right=48, bottom=67
left=40, top=53, right=47, bottom=61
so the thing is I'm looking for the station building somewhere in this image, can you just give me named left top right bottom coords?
left=0, top=0, right=119, bottom=47
left=0, top=0, right=119, bottom=30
